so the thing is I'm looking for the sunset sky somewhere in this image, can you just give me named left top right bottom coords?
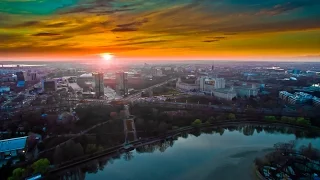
left=0, top=0, right=320, bottom=61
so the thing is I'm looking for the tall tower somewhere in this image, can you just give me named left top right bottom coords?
left=92, top=72, right=104, bottom=98
left=212, top=61, right=215, bottom=71
left=116, top=72, right=128, bottom=96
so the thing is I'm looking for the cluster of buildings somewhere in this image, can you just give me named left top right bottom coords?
left=0, top=65, right=52, bottom=96
left=279, top=91, right=320, bottom=106
left=176, top=75, right=259, bottom=100
left=72, top=71, right=129, bottom=99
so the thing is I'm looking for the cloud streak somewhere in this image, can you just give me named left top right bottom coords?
left=0, top=0, right=320, bottom=58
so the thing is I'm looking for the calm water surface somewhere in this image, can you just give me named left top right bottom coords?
left=62, top=126, right=320, bottom=180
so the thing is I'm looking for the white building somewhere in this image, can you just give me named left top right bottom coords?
left=279, top=91, right=293, bottom=100
left=280, top=91, right=313, bottom=104
left=176, top=78, right=199, bottom=91
left=212, top=88, right=237, bottom=101
left=199, top=76, right=225, bottom=92
left=68, top=83, right=82, bottom=92
left=78, top=73, right=93, bottom=81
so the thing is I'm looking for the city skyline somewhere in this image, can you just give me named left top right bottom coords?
left=1, top=0, right=320, bottom=61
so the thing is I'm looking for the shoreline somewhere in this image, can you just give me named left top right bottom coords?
left=47, top=121, right=320, bottom=177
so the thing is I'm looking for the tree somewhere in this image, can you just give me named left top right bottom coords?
left=37, top=142, right=45, bottom=151
left=281, top=116, right=296, bottom=123
left=208, top=116, right=216, bottom=123
left=19, top=154, right=26, bottom=162
left=191, top=119, right=202, bottom=127
left=296, top=117, right=311, bottom=126
left=227, top=113, right=236, bottom=120
left=299, top=143, right=320, bottom=160
left=158, top=122, right=169, bottom=133
left=31, top=158, right=50, bottom=174
left=86, top=144, right=98, bottom=154
left=264, top=116, right=277, bottom=121
left=8, top=168, right=25, bottom=180
left=53, top=146, right=64, bottom=164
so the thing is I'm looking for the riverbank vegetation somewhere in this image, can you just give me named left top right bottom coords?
left=264, top=116, right=312, bottom=127
left=7, top=158, right=50, bottom=180
left=49, top=126, right=319, bottom=179
left=6, top=104, right=319, bottom=180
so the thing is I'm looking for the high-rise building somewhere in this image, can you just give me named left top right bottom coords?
left=116, top=72, right=128, bottom=96
left=29, top=72, right=37, bottom=81
left=16, top=71, right=27, bottom=81
left=92, top=72, right=104, bottom=98
left=42, top=79, right=57, bottom=92
left=16, top=71, right=27, bottom=87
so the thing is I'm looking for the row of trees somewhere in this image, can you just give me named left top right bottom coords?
left=264, top=116, right=311, bottom=126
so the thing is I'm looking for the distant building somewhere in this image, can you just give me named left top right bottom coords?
left=199, top=76, right=225, bottom=92
left=15, top=71, right=27, bottom=81
left=42, top=79, right=57, bottom=92
left=0, top=74, right=17, bottom=82
left=0, top=136, right=28, bottom=160
left=288, top=92, right=313, bottom=104
left=28, top=72, right=37, bottom=81
left=92, top=72, right=104, bottom=98
left=0, top=86, right=10, bottom=93
left=116, top=72, right=128, bottom=96
left=279, top=91, right=293, bottom=101
left=82, top=92, right=95, bottom=98
left=176, top=77, right=199, bottom=91
left=68, top=83, right=82, bottom=92
left=152, top=68, right=163, bottom=77
left=280, top=91, right=313, bottom=105
left=78, top=73, right=93, bottom=81
left=234, top=84, right=259, bottom=97
left=313, top=97, right=320, bottom=107
left=212, top=88, right=237, bottom=101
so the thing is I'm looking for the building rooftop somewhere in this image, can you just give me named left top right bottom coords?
left=68, top=83, right=82, bottom=91
left=0, top=136, right=28, bottom=153
left=79, top=73, right=93, bottom=78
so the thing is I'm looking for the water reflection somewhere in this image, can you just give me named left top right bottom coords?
left=54, top=124, right=320, bottom=180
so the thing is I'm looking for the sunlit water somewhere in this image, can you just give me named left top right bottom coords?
left=59, top=126, right=320, bottom=180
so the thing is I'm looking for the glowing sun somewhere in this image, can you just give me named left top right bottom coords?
left=100, top=53, right=113, bottom=61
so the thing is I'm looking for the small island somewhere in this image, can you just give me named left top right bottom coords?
left=254, top=141, right=320, bottom=179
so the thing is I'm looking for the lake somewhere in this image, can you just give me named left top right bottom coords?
left=57, top=125, right=320, bottom=180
